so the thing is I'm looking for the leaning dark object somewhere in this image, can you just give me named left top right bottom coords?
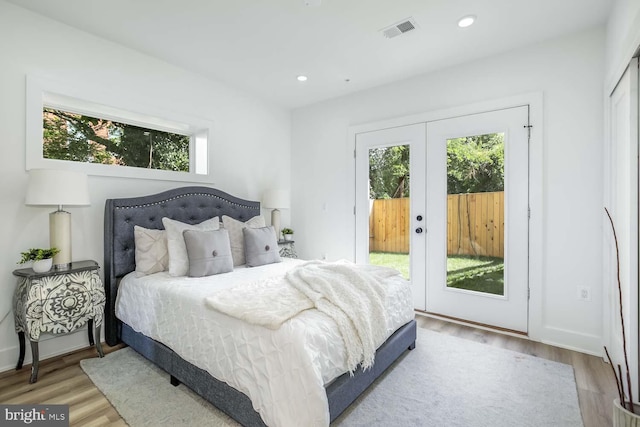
left=604, top=207, right=635, bottom=413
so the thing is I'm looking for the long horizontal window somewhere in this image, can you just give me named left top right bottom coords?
left=43, top=107, right=191, bottom=172
left=26, top=75, right=212, bottom=182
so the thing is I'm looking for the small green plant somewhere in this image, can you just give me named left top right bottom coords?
left=282, top=228, right=294, bottom=235
left=18, top=248, right=60, bottom=264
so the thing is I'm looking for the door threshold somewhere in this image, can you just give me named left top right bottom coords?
left=415, top=310, right=528, bottom=338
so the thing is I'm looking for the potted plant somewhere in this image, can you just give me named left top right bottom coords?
left=282, top=228, right=294, bottom=241
left=604, top=208, right=640, bottom=425
left=18, top=247, right=60, bottom=273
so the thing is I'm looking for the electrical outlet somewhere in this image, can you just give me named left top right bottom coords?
left=577, top=285, right=592, bottom=301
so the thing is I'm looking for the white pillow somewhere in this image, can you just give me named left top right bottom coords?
left=134, top=226, right=169, bottom=275
left=162, top=217, right=220, bottom=276
left=221, top=215, right=266, bottom=266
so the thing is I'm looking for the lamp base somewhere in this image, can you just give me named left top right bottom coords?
left=50, top=210, right=72, bottom=270
left=271, top=209, right=281, bottom=240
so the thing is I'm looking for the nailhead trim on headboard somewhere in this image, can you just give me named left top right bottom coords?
left=113, top=192, right=258, bottom=210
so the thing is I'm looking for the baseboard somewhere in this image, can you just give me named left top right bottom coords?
left=0, top=327, right=95, bottom=374
left=539, top=326, right=603, bottom=357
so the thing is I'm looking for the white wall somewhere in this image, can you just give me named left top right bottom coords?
left=0, top=1, right=291, bottom=372
left=291, top=28, right=605, bottom=354
left=605, top=0, right=640, bottom=91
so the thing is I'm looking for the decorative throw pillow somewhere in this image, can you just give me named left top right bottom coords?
left=243, top=226, right=281, bottom=267
left=134, top=226, right=169, bottom=275
left=162, top=217, right=220, bottom=276
left=221, top=215, right=266, bottom=266
left=183, top=229, right=233, bottom=277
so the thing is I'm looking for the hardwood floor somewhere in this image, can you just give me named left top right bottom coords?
left=0, top=343, right=126, bottom=426
left=0, top=316, right=618, bottom=426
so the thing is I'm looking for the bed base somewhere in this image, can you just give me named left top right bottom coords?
left=121, top=319, right=416, bottom=426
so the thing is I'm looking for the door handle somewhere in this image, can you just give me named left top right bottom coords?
left=415, top=227, right=423, bottom=234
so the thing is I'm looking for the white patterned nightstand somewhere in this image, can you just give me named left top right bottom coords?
left=278, top=240, right=297, bottom=258
left=13, top=260, right=106, bottom=383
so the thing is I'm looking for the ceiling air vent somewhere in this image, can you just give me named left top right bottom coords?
left=381, top=17, right=418, bottom=39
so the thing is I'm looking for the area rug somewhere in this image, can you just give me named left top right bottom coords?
left=80, top=328, right=583, bottom=426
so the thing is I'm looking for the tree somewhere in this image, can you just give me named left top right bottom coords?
left=42, top=108, right=189, bottom=172
left=367, top=133, right=504, bottom=199
left=43, top=110, right=118, bottom=164
left=446, top=134, right=504, bottom=194
left=369, top=145, right=410, bottom=199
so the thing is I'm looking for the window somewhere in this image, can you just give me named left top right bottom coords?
left=44, top=107, right=192, bottom=172
left=26, top=75, right=212, bottom=182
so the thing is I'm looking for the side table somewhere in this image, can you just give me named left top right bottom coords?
left=13, top=260, right=106, bottom=383
left=278, top=239, right=297, bottom=258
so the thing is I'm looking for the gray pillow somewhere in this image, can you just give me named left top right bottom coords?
left=163, top=217, right=220, bottom=276
left=243, top=226, right=281, bottom=267
left=222, top=215, right=266, bottom=266
left=183, top=229, right=233, bottom=277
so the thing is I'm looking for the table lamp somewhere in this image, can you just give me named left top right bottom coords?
left=262, top=190, right=290, bottom=240
left=25, top=169, right=90, bottom=270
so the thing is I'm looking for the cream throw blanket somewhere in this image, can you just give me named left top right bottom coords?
left=204, top=260, right=399, bottom=371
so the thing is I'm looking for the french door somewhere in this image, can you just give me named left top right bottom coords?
left=425, top=107, right=529, bottom=332
left=355, top=124, right=427, bottom=310
left=356, top=106, right=530, bottom=332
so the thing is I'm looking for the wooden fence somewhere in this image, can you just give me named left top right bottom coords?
left=369, top=191, right=504, bottom=258
left=368, top=198, right=410, bottom=254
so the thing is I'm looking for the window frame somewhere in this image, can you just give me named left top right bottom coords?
left=26, top=74, right=213, bottom=183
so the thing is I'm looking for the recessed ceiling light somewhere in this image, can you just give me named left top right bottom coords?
left=457, top=15, right=476, bottom=28
left=297, top=75, right=308, bottom=82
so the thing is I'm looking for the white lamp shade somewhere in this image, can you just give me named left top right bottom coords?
left=262, top=190, right=290, bottom=209
left=25, top=169, right=90, bottom=206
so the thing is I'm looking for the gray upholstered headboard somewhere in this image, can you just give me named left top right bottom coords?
left=103, top=186, right=260, bottom=345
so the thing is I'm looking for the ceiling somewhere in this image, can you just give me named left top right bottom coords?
left=8, top=0, right=611, bottom=109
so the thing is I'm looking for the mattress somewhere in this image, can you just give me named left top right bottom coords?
left=115, top=258, right=414, bottom=427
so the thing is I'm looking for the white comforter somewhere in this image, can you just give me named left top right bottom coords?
left=205, top=261, right=400, bottom=372
left=116, top=258, right=414, bottom=427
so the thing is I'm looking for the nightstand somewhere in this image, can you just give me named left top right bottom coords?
left=13, top=260, right=106, bottom=383
left=278, top=239, right=297, bottom=258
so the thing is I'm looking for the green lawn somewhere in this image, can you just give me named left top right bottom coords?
left=446, top=255, right=504, bottom=295
left=369, top=252, right=504, bottom=295
left=369, top=252, right=411, bottom=279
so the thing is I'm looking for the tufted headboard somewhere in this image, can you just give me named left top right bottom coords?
left=103, top=186, right=260, bottom=345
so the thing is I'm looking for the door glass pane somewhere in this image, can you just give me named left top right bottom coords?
left=446, top=133, right=504, bottom=295
left=368, top=145, right=410, bottom=279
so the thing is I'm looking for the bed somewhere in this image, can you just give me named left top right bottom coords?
left=103, top=186, right=416, bottom=426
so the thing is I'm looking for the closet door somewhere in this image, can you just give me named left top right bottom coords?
left=605, top=57, right=639, bottom=400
